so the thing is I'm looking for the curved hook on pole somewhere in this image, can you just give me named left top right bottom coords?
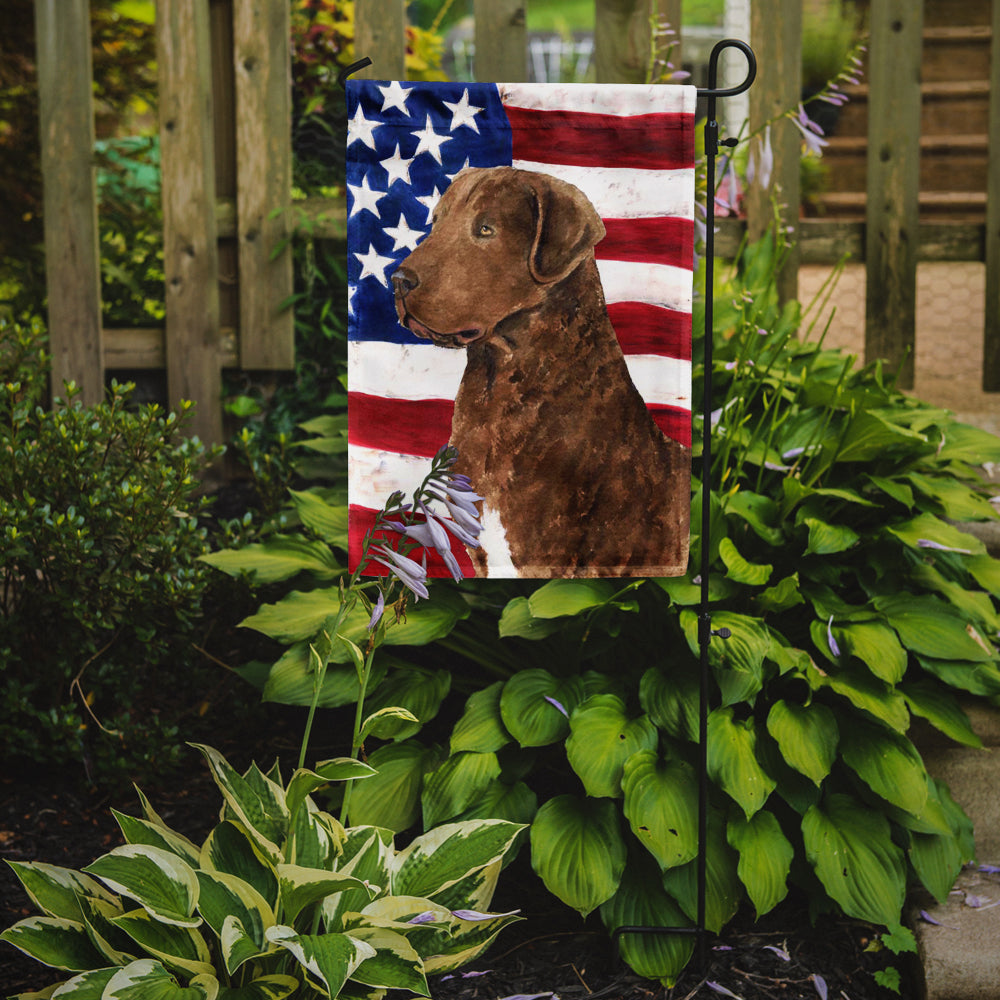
left=337, top=57, right=373, bottom=90
left=697, top=38, right=757, bottom=99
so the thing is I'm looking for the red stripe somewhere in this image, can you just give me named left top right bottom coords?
left=650, top=406, right=692, bottom=448
left=506, top=106, right=694, bottom=170
left=596, top=217, right=694, bottom=269
left=349, top=393, right=453, bottom=457
left=349, top=505, right=477, bottom=579
left=607, top=301, right=691, bottom=360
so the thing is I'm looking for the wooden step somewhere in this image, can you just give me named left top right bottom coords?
left=812, top=190, right=987, bottom=222
left=922, top=0, right=992, bottom=28
left=822, top=134, right=989, bottom=193
left=922, top=25, right=993, bottom=83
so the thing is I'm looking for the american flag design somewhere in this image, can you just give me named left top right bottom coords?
left=346, top=80, right=696, bottom=578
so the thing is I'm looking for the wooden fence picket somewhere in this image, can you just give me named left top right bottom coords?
left=354, top=0, right=407, bottom=79
left=983, top=0, right=1000, bottom=390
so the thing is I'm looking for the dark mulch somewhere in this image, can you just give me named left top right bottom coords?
left=1, top=747, right=914, bottom=1000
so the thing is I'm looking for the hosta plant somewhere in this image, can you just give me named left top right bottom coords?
left=1, top=743, right=523, bottom=999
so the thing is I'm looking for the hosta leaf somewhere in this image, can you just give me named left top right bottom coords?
left=499, top=670, right=585, bottom=747
left=276, top=865, right=374, bottom=925
left=707, top=708, right=776, bottom=818
left=803, top=517, right=859, bottom=556
left=802, top=794, right=906, bottom=926
left=285, top=759, right=376, bottom=822
left=199, top=535, right=341, bottom=584
left=906, top=472, right=998, bottom=521
left=347, top=740, right=442, bottom=832
left=362, top=667, right=451, bottom=740
left=639, top=664, right=699, bottom=743
left=874, top=594, right=995, bottom=662
left=288, top=488, right=349, bottom=546
left=901, top=680, right=982, bottom=748
left=834, top=410, right=927, bottom=463
left=935, top=421, right=1000, bottom=464
left=216, top=975, right=299, bottom=1000
left=195, top=871, right=273, bottom=973
left=450, top=682, right=511, bottom=754
left=727, top=811, right=793, bottom=917
left=265, top=926, right=375, bottom=997
left=527, top=579, right=617, bottom=618
left=724, top=490, right=784, bottom=545
left=566, top=695, right=658, bottom=799
left=199, top=822, right=278, bottom=910
left=5, top=862, right=118, bottom=923
left=46, top=967, right=118, bottom=998
left=910, top=562, right=1000, bottom=633
left=346, top=926, right=428, bottom=994
left=423, top=907, right=522, bottom=974
left=0, top=917, right=106, bottom=971
left=755, top=573, right=805, bottom=614
left=661, top=810, right=741, bottom=933
left=260, top=643, right=387, bottom=709
left=529, top=795, right=626, bottom=917
left=839, top=718, right=929, bottom=817
left=599, top=853, right=694, bottom=987
left=765, top=700, right=838, bottom=786
left=834, top=621, right=907, bottom=684
left=621, top=751, right=699, bottom=870
left=886, top=512, right=985, bottom=557
left=916, top=655, right=1000, bottom=697
left=393, top=820, right=524, bottom=900
left=453, top=779, right=538, bottom=827
left=112, top=812, right=201, bottom=868
left=103, top=959, right=218, bottom=1000
left=75, top=894, right=135, bottom=967
left=718, top=537, right=772, bottom=585
left=966, top=553, right=1000, bottom=597
left=421, top=751, right=502, bottom=828
left=322, top=829, right=393, bottom=931
left=806, top=660, right=910, bottom=732
left=909, top=792, right=966, bottom=908
left=360, top=706, right=421, bottom=742
left=83, top=846, right=200, bottom=928
left=680, top=610, right=770, bottom=706
left=497, top=597, right=565, bottom=639
left=111, top=909, right=214, bottom=978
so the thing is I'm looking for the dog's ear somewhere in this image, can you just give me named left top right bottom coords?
left=527, top=174, right=606, bottom=284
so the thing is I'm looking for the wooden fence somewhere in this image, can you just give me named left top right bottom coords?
left=33, top=0, right=1000, bottom=445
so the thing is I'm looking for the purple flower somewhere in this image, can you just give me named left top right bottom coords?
left=407, top=911, right=438, bottom=925
left=370, top=544, right=430, bottom=600
left=917, top=538, right=973, bottom=554
left=747, top=125, right=773, bottom=191
left=812, top=974, right=828, bottom=1000
left=763, top=944, right=790, bottom=961
left=827, top=616, right=841, bottom=658
left=544, top=695, right=569, bottom=718
left=367, top=590, right=385, bottom=631
left=706, top=983, right=742, bottom=999
left=451, top=908, right=520, bottom=921
left=791, top=104, right=829, bottom=156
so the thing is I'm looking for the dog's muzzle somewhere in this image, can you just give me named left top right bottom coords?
left=392, top=269, right=483, bottom=348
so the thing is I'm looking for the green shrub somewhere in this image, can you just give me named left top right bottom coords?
left=1, top=743, right=524, bottom=998
left=0, top=317, right=220, bottom=783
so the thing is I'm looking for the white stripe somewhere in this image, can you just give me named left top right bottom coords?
left=626, top=355, right=692, bottom=408
left=499, top=82, right=697, bottom=118
left=349, top=445, right=439, bottom=510
left=349, top=340, right=464, bottom=401
left=511, top=161, right=695, bottom=220
left=597, top=259, right=692, bottom=313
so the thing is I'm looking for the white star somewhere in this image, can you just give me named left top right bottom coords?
left=354, top=244, right=395, bottom=287
left=416, top=186, right=443, bottom=225
left=446, top=158, right=471, bottom=184
left=384, top=213, right=424, bottom=253
left=347, top=174, right=386, bottom=219
left=411, top=115, right=452, bottom=164
left=443, top=89, right=484, bottom=133
left=378, top=80, right=411, bottom=115
left=380, top=144, right=414, bottom=187
left=347, top=283, right=357, bottom=315
left=347, top=104, right=380, bottom=149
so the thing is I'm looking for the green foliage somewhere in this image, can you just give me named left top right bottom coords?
left=0, top=317, right=220, bottom=783
left=1, top=744, right=524, bottom=998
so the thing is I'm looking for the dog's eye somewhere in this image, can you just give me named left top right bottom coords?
left=477, top=223, right=495, bottom=237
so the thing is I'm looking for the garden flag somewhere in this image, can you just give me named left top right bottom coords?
left=347, top=81, right=695, bottom=579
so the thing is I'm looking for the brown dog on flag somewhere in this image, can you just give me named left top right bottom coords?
left=392, top=166, right=690, bottom=578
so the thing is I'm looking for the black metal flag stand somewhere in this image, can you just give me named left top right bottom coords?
left=340, top=39, right=758, bottom=974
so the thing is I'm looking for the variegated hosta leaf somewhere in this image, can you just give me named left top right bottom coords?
left=529, top=795, right=626, bottom=917
left=421, top=907, right=522, bottom=975
left=450, top=682, right=511, bottom=754
left=195, top=871, right=274, bottom=974
left=276, top=864, right=375, bottom=925
left=46, top=966, right=118, bottom=997
left=421, top=752, right=501, bottom=829
left=566, top=695, right=658, bottom=799
left=77, top=894, right=136, bottom=966
left=706, top=707, right=776, bottom=819
left=727, top=810, right=793, bottom=918
left=424, top=859, right=501, bottom=916
left=661, top=810, right=742, bottom=934
left=802, top=793, right=906, bottom=926
left=323, top=829, right=393, bottom=931
left=102, top=958, right=218, bottom=999
left=765, top=700, right=838, bottom=786
left=345, top=926, right=429, bottom=995
left=265, top=926, right=376, bottom=998
left=200, top=822, right=278, bottom=910
left=599, top=854, right=694, bottom=987
left=621, top=751, right=699, bottom=871
left=190, top=745, right=287, bottom=863
left=214, top=974, right=300, bottom=999
left=391, top=820, right=524, bottom=901
left=0, top=916, right=107, bottom=971
left=4, top=861, right=118, bottom=922
left=288, top=802, right=343, bottom=870
left=112, top=811, right=201, bottom=868
left=285, top=760, right=376, bottom=824
left=83, top=846, right=200, bottom=928
left=110, top=908, right=214, bottom=978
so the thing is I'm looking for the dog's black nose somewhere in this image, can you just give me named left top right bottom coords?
left=392, top=267, right=419, bottom=296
